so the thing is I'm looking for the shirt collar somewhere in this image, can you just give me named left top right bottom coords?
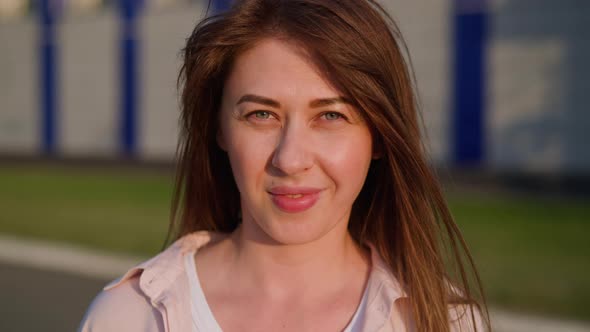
left=362, top=242, right=408, bottom=331
left=104, top=231, right=407, bottom=331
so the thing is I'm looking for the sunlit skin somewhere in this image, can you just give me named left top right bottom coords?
left=194, top=38, right=376, bottom=331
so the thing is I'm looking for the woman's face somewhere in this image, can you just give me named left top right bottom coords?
left=219, top=38, right=374, bottom=245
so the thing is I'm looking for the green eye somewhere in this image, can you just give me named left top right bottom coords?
left=323, top=112, right=343, bottom=120
left=253, top=111, right=271, bottom=119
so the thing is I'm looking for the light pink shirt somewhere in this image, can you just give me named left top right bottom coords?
left=78, top=231, right=484, bottom=332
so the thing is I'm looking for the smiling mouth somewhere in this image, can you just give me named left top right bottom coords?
left=267, top=188, right=322, bottom=213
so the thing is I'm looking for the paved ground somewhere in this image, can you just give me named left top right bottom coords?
left=1, top=234, right=589, bottom=332
left=0, top=262, right=107, bottom=332
left=0, top=234, right=142, bottom=332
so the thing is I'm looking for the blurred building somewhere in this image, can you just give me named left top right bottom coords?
left=0, top=0, right=29, bottom=20
left=0, top=0, right=589, bottom=174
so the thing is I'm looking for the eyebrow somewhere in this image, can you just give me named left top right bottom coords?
left=309, top=96, right=352, bottom=108
left=237, top=94, right=281, bottom=108
left=236, top=94, right=352, bottom=108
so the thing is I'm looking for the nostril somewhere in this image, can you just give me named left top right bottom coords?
left=269, top=125, right=315, bottom=174
left=270, top=143, right=312, bottom=175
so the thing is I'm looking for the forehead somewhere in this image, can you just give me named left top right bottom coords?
left=223, top=38, right=341, bottom=101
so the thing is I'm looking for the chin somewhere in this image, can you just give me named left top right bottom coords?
left=252, top=214, right=334, bottom=246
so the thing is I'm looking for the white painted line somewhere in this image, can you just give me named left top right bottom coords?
left=0, top=234, right=145, bottom=280
left=0, top=234, right=588, bottom=331
left=490, top=309, right=590, bottom=332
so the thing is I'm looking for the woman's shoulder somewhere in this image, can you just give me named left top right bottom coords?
left=78, top=231, right=223, bottom=332
left=366, top=243, right=487, bottom=331
left=77, top=275, right=165, bottom=332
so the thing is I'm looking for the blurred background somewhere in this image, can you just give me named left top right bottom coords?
left=1, top=0, right=589, bottom=331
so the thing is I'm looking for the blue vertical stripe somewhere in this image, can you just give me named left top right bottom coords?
left=119, top=0, right=141, bottom=157
left=40, top=0, right=58, bottom=155
left=452, top=1, right=488, bottom=165
left=121, top=23, right=138, bottom=157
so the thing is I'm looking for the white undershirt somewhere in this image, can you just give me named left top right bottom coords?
left=183, top=249, right=369, bottom=332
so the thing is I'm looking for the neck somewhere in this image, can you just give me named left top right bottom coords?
left=227, top=218, right=366, bottom=298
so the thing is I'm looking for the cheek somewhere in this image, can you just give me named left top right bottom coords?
left=224, top=126, right=276, bottom=188
left=316, top=131, right=373, bottom=188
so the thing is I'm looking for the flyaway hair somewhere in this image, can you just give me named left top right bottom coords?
left=169, top=1, right=491, bottom=331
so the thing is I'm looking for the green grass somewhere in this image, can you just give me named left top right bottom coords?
left=0, top=165, right=589, bottom=321
left=448, top=192, right=590, bottom=321
left=0, top=165, right=172, bottom=256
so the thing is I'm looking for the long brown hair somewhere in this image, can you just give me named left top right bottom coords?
left=170, top=0, right=490, bottom=330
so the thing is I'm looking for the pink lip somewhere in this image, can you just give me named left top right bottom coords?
left=268, top=186, right=322, bottom=213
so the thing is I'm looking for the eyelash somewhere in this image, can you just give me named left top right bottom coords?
left=248, top=110, right=274, bottom=120
left=245, top=111, right=347, bottom=122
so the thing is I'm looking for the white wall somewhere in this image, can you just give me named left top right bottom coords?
left=60, top=3, right=206, bottom=159
left=0, top=18, right=38, bottom=155
left=1, top=0, right=589, bottom=174
left=0, top=1, right=452, bottom=163
left=141, top=3, right=206, bottom=161
left=381, top=0, right=452, bottom=164
left=60, top=10, right=118, bottom=157
left=488, top=0, right=590, bottom=173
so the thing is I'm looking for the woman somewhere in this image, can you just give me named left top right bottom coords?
left=79, top=0, right=489, bottom=331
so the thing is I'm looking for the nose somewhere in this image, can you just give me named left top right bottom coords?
left=270, top=123, right=314, bottom=175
